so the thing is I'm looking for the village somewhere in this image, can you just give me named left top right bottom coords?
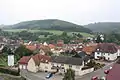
left=0, top=34, right=119, bottom=80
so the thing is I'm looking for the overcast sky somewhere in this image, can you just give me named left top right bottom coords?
left=0, top=0, right=120, bottom=25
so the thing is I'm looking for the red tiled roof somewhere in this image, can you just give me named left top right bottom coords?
left=18, top=56, right=31, bottom=64
left=40, top=45, right=51, bottom=53
left=26, top=45, right=37, bottom=51
left=76, top=48, right=83, bottom=51
left=82, top=46, right=96, bottom=55
left=96, top=43, right=118, bottom=53
left=106, top=63, right=120, bottom=80
left=32, top=54, right=51, bottom=66
left=48, top=44, right=55, bottom=49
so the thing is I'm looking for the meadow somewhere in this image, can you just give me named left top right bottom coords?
left=3, top=29, right=93, bottom=37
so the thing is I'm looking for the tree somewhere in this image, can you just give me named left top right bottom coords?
left=63, top=69, right=75, bottom=80
left=106, top=32, right=120, bottom=44
left=44, top=34, right=48, bottom=37
left=61, top=32, right=67, bottom=37
left=14, top=45, right=33, bottom=61
left=77, top=33, right=83, bottom=38
left=2, top=46, right=12, bottom=55
left=96, top=35, right=103, bottom=43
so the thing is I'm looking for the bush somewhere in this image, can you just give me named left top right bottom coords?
left=0, top=67, right=20, bottom=76
left=82, top=66, right=93, bottom=70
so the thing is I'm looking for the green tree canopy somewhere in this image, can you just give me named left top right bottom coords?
left=63, top=68, right=75, bottom=80
left=14, top=45, right=33, bottom=61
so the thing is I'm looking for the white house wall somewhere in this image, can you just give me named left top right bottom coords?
left=94, top=52, right=102, bottom=59
left=80, top=68, right=94, bottom=76
left=117, top=49, right=120, bottom=56
left=94, top=52, right=118, bottom=61
left=51, top=62, right=85, bottom=76
left=27, top=58, right=39, bottom=72
left=19, top=64, right=27, bottom=70
left=39, top=62, right=53, bottom=72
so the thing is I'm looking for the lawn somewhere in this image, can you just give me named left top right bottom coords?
left=3, top=29, right=94, bottom=37
left=0, top=56, right=7, bottom=67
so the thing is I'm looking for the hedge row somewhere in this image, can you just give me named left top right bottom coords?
left=81, top=66, right=93, bottom=70
left=0, top=67, right=20, bottom=76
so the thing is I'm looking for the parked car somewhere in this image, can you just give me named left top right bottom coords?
left=45, top=73, right=53, bottom=79
left=104, top=69, right=109, bottom=74
left=91, top=76, right=98, bottom=80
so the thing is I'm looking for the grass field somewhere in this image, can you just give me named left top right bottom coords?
left=0, top=56, right=7, bottom=67
left=3, top=29, right=94, bottom=37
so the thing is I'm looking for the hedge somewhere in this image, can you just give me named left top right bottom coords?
left=81, top=66, right=93, bottom=70
left=0, top=67, right=20, bottom=76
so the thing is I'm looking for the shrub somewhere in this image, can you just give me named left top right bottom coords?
left=82, top=66, right=93, bottom=70
left=0, top=67, right=20, bottom=76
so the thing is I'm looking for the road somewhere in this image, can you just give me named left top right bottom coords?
left=76, top=62, right=115, bottom=80
left=20, top=70, right=63, bottom=80
left=20, top=70, right=45, bottom=80
left=0, top=77, right=3, bottom=80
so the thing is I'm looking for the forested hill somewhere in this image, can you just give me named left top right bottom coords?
left=6, top=19, right=92, bottom=33
left=84, top=22, right=120, bottom=33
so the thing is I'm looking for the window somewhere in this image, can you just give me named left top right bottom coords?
left=51, top=63, right=54, bottom=66
left=97, top=52, right=100, bottom=54
left=97, top=49, right=99, bottom=51
left=61, top=64, right=64, bottom=66
left=76, top=66, right=80, bottom=69
left=69, top=65, right=72, bottom=68
left=45, top=66, right=48, bottom=69
left=46, top=60, right=48, bottom=62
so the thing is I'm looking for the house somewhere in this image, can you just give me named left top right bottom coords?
left=18, top=56, right=31, bottom=69
left=39, top=45, right=51, bottom=55
left=25, top=45, right=37, bottom=51
left=48, top=44, right=56, bottom=50
left=19, top=54, right=53, bottom=72
left=43, top=42, right=48, bottom=46
left=72, top=51, right=91, bottom=65
left=94, top=43, right=118, bottom=61
left=50, top=56, right=85, bottom=75
left=82, top=45, right=96, bottom=55
left=51, top=47, right=65, bottom=56
left=27, top=54, right=52, bottom=72
left=57, top=40, right=64, bottom=47
left=0, top=44, right=4, bottom=53
left=39, top=49, right=46, bottom=55
left=19, top=54, right=94, bottom=76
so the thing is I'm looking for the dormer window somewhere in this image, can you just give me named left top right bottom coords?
left=46, top=60, right=48, bottom=62
left=79, top=46, right=83, bottom=48
left=97, top=49, right=99, bottom=51
left=41, top=59, right=43, bottom=61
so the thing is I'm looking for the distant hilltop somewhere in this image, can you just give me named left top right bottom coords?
left=84, top=22, right=120, bottom=33
left=4, top=19, right=92, bottom=33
